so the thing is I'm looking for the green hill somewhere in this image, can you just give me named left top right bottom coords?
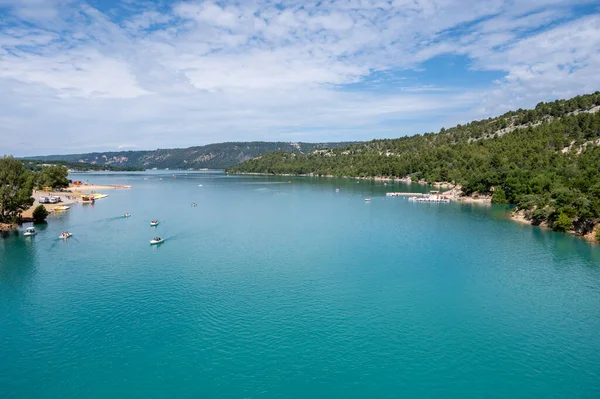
left=21, top=160, right=143, bottom=172
left=26, top=141, right=355, bottom=170
left=228, top=92, right=600, bottom=238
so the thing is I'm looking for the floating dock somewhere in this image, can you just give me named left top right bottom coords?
left=408, top=194, right=450, bottom=203
left=386, top=192, right=426, bottom=197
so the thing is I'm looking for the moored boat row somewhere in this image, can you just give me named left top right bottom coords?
left=408, top=194, right=450, bottom=203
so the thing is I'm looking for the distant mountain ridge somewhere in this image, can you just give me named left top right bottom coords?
left=26, top=141, right=356, bottom=170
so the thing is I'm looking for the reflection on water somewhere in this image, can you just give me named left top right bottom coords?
left=0, top=233, right=38, bottom=293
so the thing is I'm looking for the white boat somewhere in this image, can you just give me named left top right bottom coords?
left=150, top=220, right=159, bottom=226
left=59, top=232, right=72, bottom=239
left=123, top=213, right=131, bottom=218
left=336, top=188, right=340, bottom=192
left=408, top=194, right=450, bottom=203
left=365, top=198, right=371, bottom=201
left=24, top=227, right=37, bottom=236
left=150, top=237, right=164, bottom=245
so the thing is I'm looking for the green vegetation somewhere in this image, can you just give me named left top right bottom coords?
left=229, top=92, right=600, bottom=236
left=1, top=159, right=92, bottom=224
left=24, top=141, right=355, bottom=170
left=553, top=212, right=573, bottom=233
left=32, top=205, right=48, bottom=224
left=22, top=160, right=143, bottom=172
left=37, top=165, right=70, bottom=189
left=0, top=156, right=35, bottom=223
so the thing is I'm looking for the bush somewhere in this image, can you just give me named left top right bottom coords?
left=553, top=212, right=572, bottom=232
left=596, top=227, right=600, bottom=242
left=531, top=208, right=550, bottom=225
left=32, top=205, right=48, bottom=223
left=492, top=187, right=508, bottom=204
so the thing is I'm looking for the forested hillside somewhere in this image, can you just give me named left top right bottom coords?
left=27, top=141, right=355, bottom=170
left=228, top=93, right=600, bottom=237
left=21, top=160, right=142, bottom=172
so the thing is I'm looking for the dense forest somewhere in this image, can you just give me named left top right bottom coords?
left=228, top=93, right=600, bottom=238
left=26, top=141, right=356, bottom=170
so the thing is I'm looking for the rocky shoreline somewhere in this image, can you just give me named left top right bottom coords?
left=511, top=210, right=599, bottom=243
left=0, top=223, right=17, bottom=233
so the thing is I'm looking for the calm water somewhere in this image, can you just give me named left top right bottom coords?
left=1, top=171, right=600, bottom=398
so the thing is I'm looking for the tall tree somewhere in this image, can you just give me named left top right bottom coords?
left=0, top=156, right=35, bottom=222
left=37, top=165, right=69, bottom=189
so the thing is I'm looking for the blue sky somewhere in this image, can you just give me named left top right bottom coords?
left=1, top=0, right=599, bottom=156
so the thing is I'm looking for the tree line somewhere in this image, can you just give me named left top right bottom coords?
left=0, top=157, right=70, bottom=224
left=228, top=92, right=600, bottom=238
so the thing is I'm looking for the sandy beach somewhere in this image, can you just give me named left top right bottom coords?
left=20, top=183, right=131, bottom=219
left=68, top=184, right=132, bottom=192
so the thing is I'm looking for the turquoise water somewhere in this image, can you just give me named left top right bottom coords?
left=1, top=171, right=600, bottom=398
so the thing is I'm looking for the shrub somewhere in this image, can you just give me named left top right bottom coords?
left=531, top=208, right=550, bottom=225
left=596, top=227, right=600, bottom=242
left=492, top=187, right=508, bottom=204
left=32, top=205, right=48, bottom=223
left=553, top=212, right=572, bottom=232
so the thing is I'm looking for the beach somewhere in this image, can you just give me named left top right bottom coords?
left=20, top=184, right=131, bottom=219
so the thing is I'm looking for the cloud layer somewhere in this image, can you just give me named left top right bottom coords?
left=1, top=0, right=599, bottom=155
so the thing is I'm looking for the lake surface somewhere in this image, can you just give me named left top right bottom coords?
left=1, top=171, right=600, bottom=398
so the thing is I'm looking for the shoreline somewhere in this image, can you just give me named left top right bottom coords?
left=230, top=172, right=491, bottom=204
left=230, top=172, right=597, bottom=243
left=511, top=210, right=599, bottom=244
left=20, top=184, right=131, bottom=221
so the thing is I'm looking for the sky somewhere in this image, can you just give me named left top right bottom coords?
left=1, top=0, right=600, bottom=156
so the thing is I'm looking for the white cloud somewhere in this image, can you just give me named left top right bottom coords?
left=0, top=0, right=599, bottom=155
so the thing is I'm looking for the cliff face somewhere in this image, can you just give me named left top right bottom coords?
left=26, top=141, right=355, bottom=170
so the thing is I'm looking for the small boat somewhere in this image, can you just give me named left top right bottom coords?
left=59, top=232, right=72, bottom=239
left=336, top=188, right=340, bottom=192
left=123, top=213, right=131, bottom=218
left=80, top=195, right=95, bottom=203
left=150, top=220, right=159, bottom=227
left=198, top=184, right=203, bottom=187
left=54, top=205, right=70, bottom=211
left=150, top=237, right=164, bottom=245
left=24, top=227, right=37, bottom=236
left=365, top=198, right=371, bottom=201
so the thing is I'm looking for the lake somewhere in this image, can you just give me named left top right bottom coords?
left=1, top=171, right=599, bottom=398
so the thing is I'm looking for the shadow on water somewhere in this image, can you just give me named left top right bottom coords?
left=529, top=224, right=600, bottom=266
left=0, top=234, right=38, bottom=292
